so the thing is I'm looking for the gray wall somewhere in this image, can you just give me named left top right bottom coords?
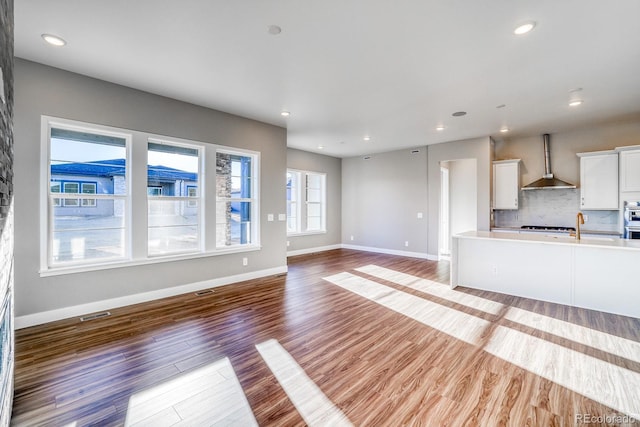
left=342, top=148, right=428, bottom=255
left=448, top=159, right=478, bottom=237
left=14, top=59, right=287, bottom=318
left=428, top=137, right=491, bottom=257
left=286, top=148, right=342, bottom=252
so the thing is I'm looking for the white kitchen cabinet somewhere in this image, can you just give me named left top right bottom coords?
left=618, top=147, right=640, bottom=192
left=492, top=159, right=520, bottom=210
left=577, top=151, right=618, bottom=210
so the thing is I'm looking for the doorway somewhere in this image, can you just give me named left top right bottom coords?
left=439, top=159, right=477, bottom=261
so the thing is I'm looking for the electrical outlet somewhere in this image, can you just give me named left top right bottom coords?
left=417, top=212, right=423, bottom=219
left=405, top=241, right=409, bottom=247
left=286, top=240, right=290, bottom=247
left=350, top=235, right=354, bottom=241
left=583, top=215, right=589, bottom=222
left=492, top=265, right=498, bottom=276
left=242, top=257, right=248, bottom=266
left=267, top=214, right=274, bottom=221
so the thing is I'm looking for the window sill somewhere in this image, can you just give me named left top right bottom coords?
left=287, top=231, right=327, bottom=237
left=39, top=245, right=262, bottom=277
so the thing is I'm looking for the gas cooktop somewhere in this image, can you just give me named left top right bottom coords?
left=520, top=225, right=576, bottom=232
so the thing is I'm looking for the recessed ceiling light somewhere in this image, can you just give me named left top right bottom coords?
left=268, top=25, right=282, bottom=35
left=281, top=111, right=290, bottom=117
left=41, top=34, right=66, bottom=46
left=452, top=111, right=467, bottom=117
left=514, top=21, right=536, bottom=35
left=318, top=145, right=324, bottom=150
left=436, top=126, right=445, bottom=131
left=363, top=136, right=371, bottom=141
left=569, top=100, right=583, bottom=107
left=500, top=127, right=509, bottom=133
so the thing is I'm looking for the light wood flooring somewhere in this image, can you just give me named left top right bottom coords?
left=11, top=249, right=640, bottom=426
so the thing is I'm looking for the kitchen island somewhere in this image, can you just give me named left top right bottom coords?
left=451, top=231, right=640, bottom=318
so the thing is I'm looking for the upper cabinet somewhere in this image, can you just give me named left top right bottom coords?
left=577, top=151, right=618, bottom=210
left=493, top=159, right=520, bottom=210
left=618, top=147, right=640, bottom=192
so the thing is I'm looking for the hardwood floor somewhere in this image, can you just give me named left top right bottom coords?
left=11, top=249, right=640, bottom=426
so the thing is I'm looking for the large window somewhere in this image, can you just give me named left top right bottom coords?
left=42, top=117, right=260, bottom=274
left=216, top=151, right=256, bottom=247
left=147, top=141, right=201, bottom=256
left=46, top=125, right=129, bottom=266
left=286, top=169, right=326, bottom=234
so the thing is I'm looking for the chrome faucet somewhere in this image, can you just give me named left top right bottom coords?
left=575, top=212, right=584, bottom=240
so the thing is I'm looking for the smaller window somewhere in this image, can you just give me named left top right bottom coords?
left=51, top=181, right=61, bottom=207
left=81, top=182, right=97, bottom=207
left=147, top=186, right=162, bottom=196
left=63, top=182, right=79, bottom=207
left=187, top=186, right=198, bottom=208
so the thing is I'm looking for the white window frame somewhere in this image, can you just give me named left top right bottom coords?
left=40, top=116, right=261, bottom=277
left=286, top=168, right=327, bottom=236
left=41, top=117, right=132, bottom=272
left=215, top=148, right=260, bottom=248
left=286, top=170, right=301, bottom=234
left=147, top=138, right=204, bottom=257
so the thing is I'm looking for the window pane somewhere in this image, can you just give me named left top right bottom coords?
left=49, top=126, right=128, bottom=266
left=148, top=199, right=199, bottom=255
left=307, top=217, right=322, bottom=231
left=307, top=188, right=321, bottom=203
left=307, top=174, right=322, bottom=188
left=216, top=201, right=252, bottom=246
left=307, top=203, right=321, bottom=216
left=51, top=201, right=126, bottom=262
left=147, top=141, right=200, bottom=255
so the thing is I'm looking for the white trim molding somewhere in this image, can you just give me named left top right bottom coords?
left=341, top=244, right=436, bottom=260
left=15, top=265, right=288, bottom=329
left=286, top=244, right=342, bottom=257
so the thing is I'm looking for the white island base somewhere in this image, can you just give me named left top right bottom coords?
left=451, top=231, right=640, bottom=319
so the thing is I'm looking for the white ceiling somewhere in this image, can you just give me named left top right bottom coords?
left=14, top=0, right=640, bottom=158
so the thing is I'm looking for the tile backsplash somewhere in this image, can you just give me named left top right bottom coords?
left=493, top=188, right=620, bottom=232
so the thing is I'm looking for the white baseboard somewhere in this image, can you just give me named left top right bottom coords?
left=287, top=244, right=342, bottom=257
left=341, top=244, right=435, bottom=260
left=15, top=265, right=288, bottom=329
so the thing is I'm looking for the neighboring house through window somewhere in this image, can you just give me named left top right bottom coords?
left=42, top=116, right=260, bottom=273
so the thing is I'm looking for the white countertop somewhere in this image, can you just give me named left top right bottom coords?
left=457, top=230, right=640, bottom=250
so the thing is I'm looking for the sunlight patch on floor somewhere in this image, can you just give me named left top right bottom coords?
left=355, top=264, right=505, bottom=315
left=485, top=325, right=640, bottom=419
left=324, top=272, right=490, bottom=345
left=505, top=306, right=640, bottom=364
left=256, top=339, right=353, bottom=427
left=124, top=357, right=257, bottom=426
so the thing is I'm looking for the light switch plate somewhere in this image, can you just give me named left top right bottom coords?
left=278, top=213, right=286, bottom=221
left=267, top=214, right=274, bottom=221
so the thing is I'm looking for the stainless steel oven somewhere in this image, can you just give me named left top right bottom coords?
left=624, top=201, right=640, bottom=239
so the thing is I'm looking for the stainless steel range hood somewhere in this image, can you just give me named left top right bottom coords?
left=522, top=134, right=576, bottom=190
